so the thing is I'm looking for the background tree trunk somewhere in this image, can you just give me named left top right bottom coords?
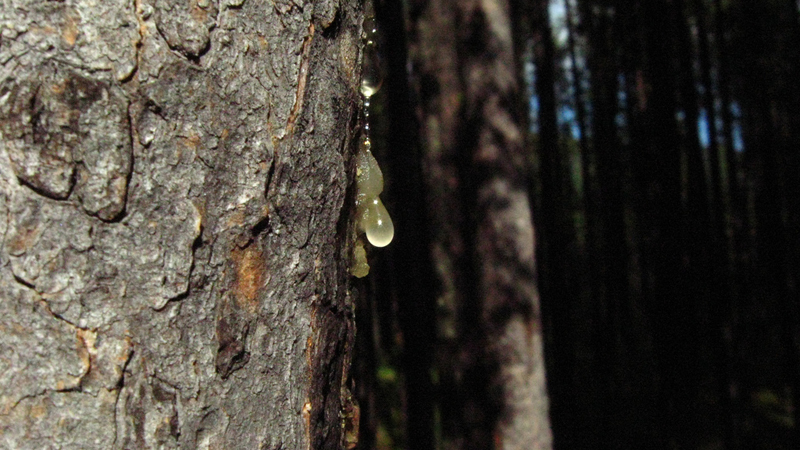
left=0, top=1, right=363, bottom=448
left=408, top=0, right=553, bottom=448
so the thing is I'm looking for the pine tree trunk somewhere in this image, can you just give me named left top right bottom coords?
left=408, top=0, right=552, bottom=448
left=0, top=1, right=363, bottom=448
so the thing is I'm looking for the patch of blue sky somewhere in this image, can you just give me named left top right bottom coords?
left=549, top=0, right=569, bottom=46
left=698, top=103, right=745, bottom=152
left=530, top=0, right=745, bottom=153
left=530, top=89, right=541, bottom=135
left=699, top=108, right=711, bottom=148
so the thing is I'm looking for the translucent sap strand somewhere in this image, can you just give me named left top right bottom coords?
left=354, top=2, right=393, bottom=249
left=363, top=97, right=371, bottom=137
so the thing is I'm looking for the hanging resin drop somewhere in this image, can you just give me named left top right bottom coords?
left=364, top=197, right=394, bottom=247
left=355, top=142, right=384, bottom=199
left=351, top=0, right=394, bottom=266
left=351, top=239, right=370, bottom=278
left=360, top=43, right=383, bottom=98
left=363, top=0, right=377, bottom=39
left=363, top=15, right=377, bottom=40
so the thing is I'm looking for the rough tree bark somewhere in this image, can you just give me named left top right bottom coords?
left=0, top=0, right=364, bottom=448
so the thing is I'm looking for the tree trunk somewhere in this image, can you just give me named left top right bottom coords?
left=408, top=0, right=552, bottom=448
left=0, top=1, right=363, bottom=448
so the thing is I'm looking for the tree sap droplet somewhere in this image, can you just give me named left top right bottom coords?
left=365, top=197, right=394, bottom=247
left=363, top=0, right=377, bottom=39
left=355, top=1, right=393, bottom=252
left=351, top=239, right=370, bottom=278
left=360, top=43, right=383, bottom=98
left=363, top=15, right=377, bottom=40
left=356, top=141, right=383, bottom=197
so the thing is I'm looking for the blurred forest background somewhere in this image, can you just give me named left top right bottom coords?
left=352, top=0, right=800, bottom=449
